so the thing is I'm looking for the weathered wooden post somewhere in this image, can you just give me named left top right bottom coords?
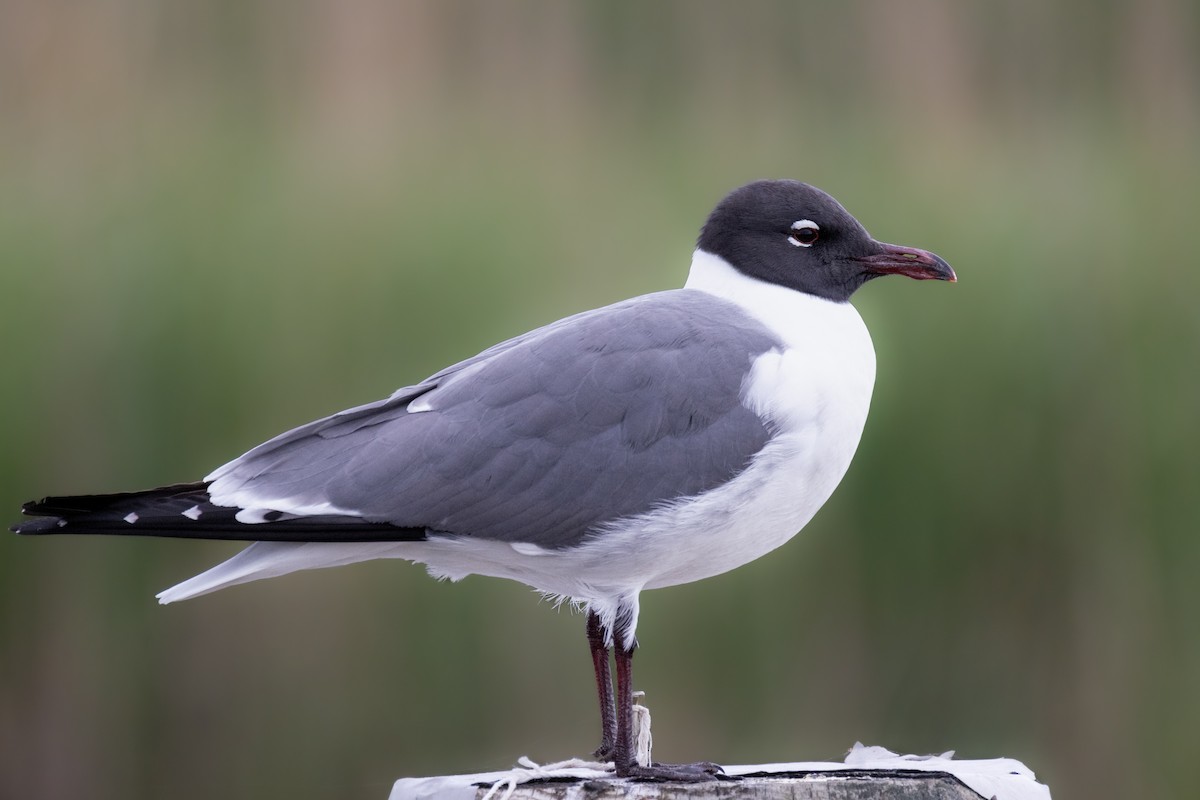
left=391, top=744, right=1051, bottom=800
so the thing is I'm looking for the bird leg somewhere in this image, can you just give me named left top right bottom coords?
left=586, top=609, right=616, bottom=760
left=609, top=613, right=724, bottom=781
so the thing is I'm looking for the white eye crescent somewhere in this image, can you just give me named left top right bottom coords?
left=788, top=219, right=820, bottom=247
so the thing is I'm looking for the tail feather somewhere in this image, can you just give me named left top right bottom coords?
left=12, top=482, right=427, bottom=543
left=155, top=540, right=414, bottom=603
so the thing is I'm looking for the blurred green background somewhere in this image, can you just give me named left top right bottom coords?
left=2, top=1, right=1197, bottom=798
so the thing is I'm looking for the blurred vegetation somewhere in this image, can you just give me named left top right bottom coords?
left=1, top=2, right=1198, bottom=799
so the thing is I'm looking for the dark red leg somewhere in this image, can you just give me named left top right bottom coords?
left=586, top=610, right=616, bottom=760
left=610, top=612, right=724, bottom=781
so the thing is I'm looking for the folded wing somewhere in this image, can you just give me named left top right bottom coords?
left=206, top=290, right=781, bottom=548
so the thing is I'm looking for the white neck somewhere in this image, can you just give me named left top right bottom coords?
left=684, top=247, right=756, bottom=294
left=684, top=248, right=862, bottom=348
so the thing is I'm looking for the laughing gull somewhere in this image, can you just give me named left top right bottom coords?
left=14, top=180, right=955, bottom=780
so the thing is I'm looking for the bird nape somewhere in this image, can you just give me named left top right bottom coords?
left=12, top=179, right=955, bottom=781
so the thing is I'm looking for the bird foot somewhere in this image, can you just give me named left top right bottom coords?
left=616, top=760, right=725, bottom=782
left=592, top=744, right=615, bottom=761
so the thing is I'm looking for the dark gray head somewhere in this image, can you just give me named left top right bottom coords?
left=697, top=180, right=955, bottom=303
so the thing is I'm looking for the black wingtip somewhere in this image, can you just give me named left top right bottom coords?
left=12, top=516, right=64, bottom=535
left=12, top=485, right=429, bottom=542
left=21, top=498, right=47, bottom=515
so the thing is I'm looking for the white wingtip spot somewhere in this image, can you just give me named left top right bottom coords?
left=235, top=508, right=272, bottom=524
left=123, top=512, right=139, bottom=524
left=182, top=505, right=202, bottom=520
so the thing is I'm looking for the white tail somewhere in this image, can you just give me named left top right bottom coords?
left=156, top=541, right=410, bottom=603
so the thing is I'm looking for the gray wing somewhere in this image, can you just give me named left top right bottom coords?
left=207, top=289, right=781, bottom=548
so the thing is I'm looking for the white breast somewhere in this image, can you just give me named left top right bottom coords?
left=544, top=249, right=878, bottom=595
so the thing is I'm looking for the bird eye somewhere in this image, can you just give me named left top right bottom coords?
left=788, top=220, right=820, bottom=247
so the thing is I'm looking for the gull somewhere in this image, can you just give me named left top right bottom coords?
left=14, top=180, right=955, bottom=780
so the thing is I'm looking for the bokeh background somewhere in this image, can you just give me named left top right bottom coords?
left=2, top=2, right=1197, bottom=798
